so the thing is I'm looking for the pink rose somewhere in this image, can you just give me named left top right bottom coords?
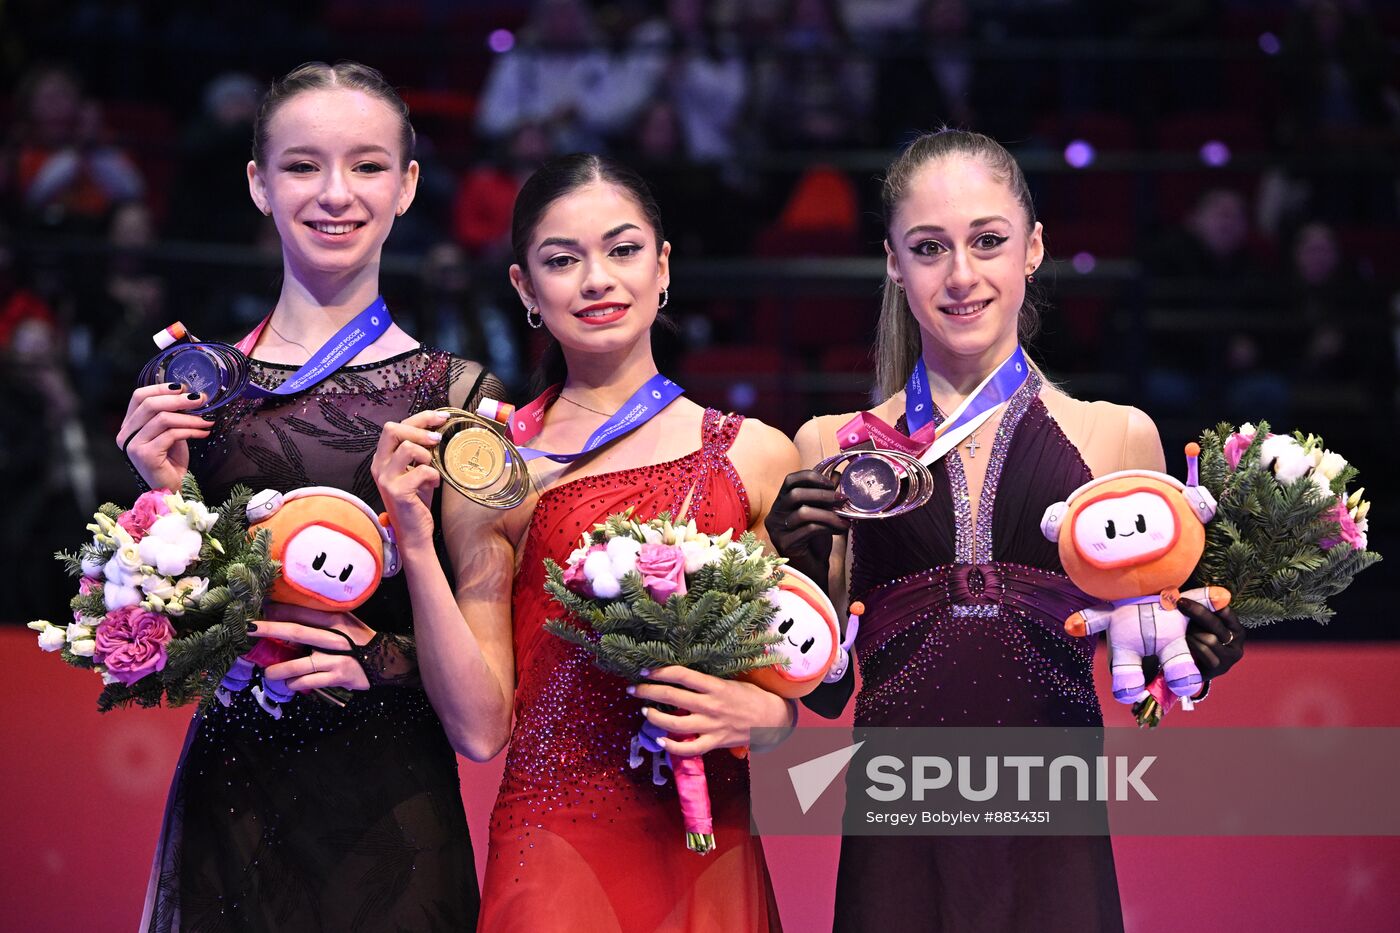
left=1223, top=427, right=1258, bottom=471
left=636, top=543, right=688, bottom=603
left=117, top=489, right=173, bottom=541
left=78, top=576, right=103, bottom=596
left=1320, top=497, right=1367, bottom=551
left=94, top=606, right=176, bottom=686
left=562, top=545, right=604, bottom=596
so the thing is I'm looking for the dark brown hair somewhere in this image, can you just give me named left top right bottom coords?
left=512, top=154, right=669, bottom=392
left=251, top=61, right=415, bottom=169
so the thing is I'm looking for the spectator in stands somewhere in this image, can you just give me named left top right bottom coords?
left=476, top=0, right=634, bottom=153
left=417, top=241, right=525, bottom=394
left=0, top=239, right=91, bottom=619
left=170, top=72, right=262, bottom=244
left=1146, top=187, right=1283, bottom=417
left=2, top=64, right=145, bottom=233
left=754, top=0, right=875, bottom=150
left=619, top=0, right=751, bottom=166
left=452, top=122, right=553, bottom=260
left=874, top=0, right=977, bottom=143
left=1279, top=0, right=1399, bottom=144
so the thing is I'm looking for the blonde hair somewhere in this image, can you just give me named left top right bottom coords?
left=873, top=129, right=1045, bottom=399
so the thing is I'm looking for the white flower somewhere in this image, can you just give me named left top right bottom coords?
left=1257, top=435, right=1314, bottom=485
left=66, top=621, right=93, bottom=643
left=184, top=501, right=219, bottom=533
left=33, top=622, right=66, bottom=652
left=606, top=536, right=642, bottom=578
left=681, top=539, right=719, bottom=574
left=639, top=525, right=663, bottom=545
left=105, top=543, right=143, bottom=584
left=583, top=549, right=615, bottom=583
left=98, top=667, right=120, bottom=686
left=1311, top=471, right=1333, bottom=498
left=140, top=574, right=178, bottom=601
left=591, top=573, right=622, bottom=599
left=70, top=638, right=97, bottom=658
left=566, top=545, right=591, bottom=568
left=104, top=582, right=143, bottom=611
left=1315, top=450, right=1348, bottom=482
left=80, top=553, right=106, bottom=578
left=173, top=576, right=208, bottom=605
left=137, top=513, right=204, bottom=577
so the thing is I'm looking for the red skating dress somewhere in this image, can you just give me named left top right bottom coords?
left=478, top=409, right=784, bottom=933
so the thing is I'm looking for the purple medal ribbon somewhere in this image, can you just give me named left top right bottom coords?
left=511, top=373, right=685, bottom=463
left=836, top=345, right=1030, bottom=464
left=235, top=296, right=392, bottom=399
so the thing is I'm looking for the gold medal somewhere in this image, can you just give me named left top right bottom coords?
left=442, top=427, right=506, bottom=491
left=431, top=405, right=529, bottom=509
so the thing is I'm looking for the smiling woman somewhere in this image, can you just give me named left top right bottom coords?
left=116, top=62, right=501, bottom=932
left=372, top=154, right=800, bottom=932
left=765, top=129, right=1248, bottom=933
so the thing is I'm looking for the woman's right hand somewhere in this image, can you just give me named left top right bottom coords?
left=116, top=383, right=214, bottom=490
left=371, top=409, right=450, bottom=547
left=764, top=469, right=849, bottom=583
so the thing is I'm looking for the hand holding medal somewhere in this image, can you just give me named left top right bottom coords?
left=432, top=399, right=530, bottom=509
left=138, top=322, right=250, bottom=415
left=815, top=449, right=935, bottom=519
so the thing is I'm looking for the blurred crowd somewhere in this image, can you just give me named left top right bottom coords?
left=0, top=0, right=1397, bottom=619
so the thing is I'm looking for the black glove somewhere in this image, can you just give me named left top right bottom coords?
left=764, top=469, right=850, bottom=584
left=1178, top=597, right=1246, bottom=681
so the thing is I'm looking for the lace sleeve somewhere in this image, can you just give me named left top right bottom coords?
left=445, top=355, right=511, bottom=412
left=358, top=631, right=421, bottom=687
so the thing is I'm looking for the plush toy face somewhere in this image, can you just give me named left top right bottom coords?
left=768, top=588, right=836, bottom=681
left=1072, top=488, right=1180, bottom=570
left=254, top=493, right=387, bottom=611
left=741, top=566, right=840, bottom=698
left=1058, top=474, right=1205, bottom=602
left=281, top=524, right=379, bottom=605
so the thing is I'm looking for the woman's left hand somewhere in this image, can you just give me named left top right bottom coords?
left=630, top=666, right=796, bottom=757
left=1179, top=598, right=1246, bottom=680
left=248, top=601, right=376, bottom=692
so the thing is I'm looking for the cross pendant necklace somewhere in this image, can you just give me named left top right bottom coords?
left=964, top=434, right=982, bottom=458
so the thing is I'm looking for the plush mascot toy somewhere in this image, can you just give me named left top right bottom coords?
left=742, top=565, right=849, bottom=698
left=1041, top=444, right=1230, bottom=706
left=216, top=487, right=399, bottom=717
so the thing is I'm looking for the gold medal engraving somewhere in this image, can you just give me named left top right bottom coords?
left=431, top=407, right=530, bottom=509
left=443, top=427, right=505, bottom=491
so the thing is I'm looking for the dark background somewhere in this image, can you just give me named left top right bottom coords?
left=1, top=0, right=1395, bottom=636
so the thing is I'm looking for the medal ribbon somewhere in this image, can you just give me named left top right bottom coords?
left=233, top=296, right=392, bottom=398
left=836, top=345, right=1029, bottom=465
left=509, top=373, right=685, bottom=463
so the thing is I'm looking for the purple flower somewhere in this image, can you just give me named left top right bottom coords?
left=93, top=606, right=175, bottom=686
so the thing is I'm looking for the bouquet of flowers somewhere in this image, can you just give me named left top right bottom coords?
left=1191, top=421, right=1380, bottom=626
left=543, top=511, right=786, bottom=854
left=27, top=476, right=277, bottom=711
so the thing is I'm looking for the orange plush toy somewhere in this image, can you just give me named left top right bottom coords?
left=215, top=487, right=399, bottom=717
left=1041, top=444, right=1229, bottom=706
